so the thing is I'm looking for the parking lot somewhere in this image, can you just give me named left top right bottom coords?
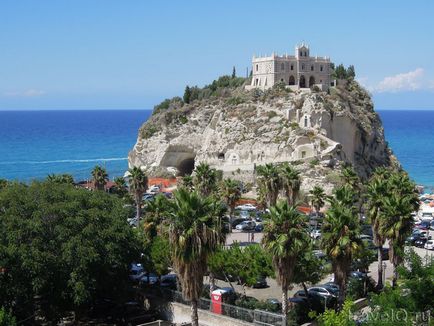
left=220, top=230, right=434, bottom=302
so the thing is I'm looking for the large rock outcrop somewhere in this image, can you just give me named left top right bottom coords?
left=129, top=80, right=396, bottom=193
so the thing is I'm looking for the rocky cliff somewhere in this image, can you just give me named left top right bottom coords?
left=129, top=78, right=396, bottom=193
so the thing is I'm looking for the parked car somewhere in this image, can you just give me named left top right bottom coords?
left=148, top=185, right=160, bottom=194
left=127, top=217, right=139, bottom=227
left=406, top=233, right=427, bottom=245
left=255, top=223, right=264, bottom=232
left=252, top=276, right=268, bottom=288
left=416, top=220, right=431, bottom=230
left=308, top=286, right=339, bottom=299
left=231, top=217, right=247, bottom=229
left=143, top=193, right=155, bottom=201
left=139, top=273, right=159, bottom=286
left=239, top=210, right=250, bottom=218
left=129, top=263, right=144, bottom=281
left=424, top=240, right=434, bottom=250
left=235, top=220, right=256, bottom=231
left=349, top=271, right=368, bottom=281
left=265, top=298, right=281, bottom=312
left=235, top=203, right=257, bottom=211
left=430, top=220, right=434, bottom=230
left=160, top=274, right=178, bottom=290
left=415, top=237, right=429, bottom=248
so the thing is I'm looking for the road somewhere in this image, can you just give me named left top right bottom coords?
left=212, top=230, right=434, bottom=301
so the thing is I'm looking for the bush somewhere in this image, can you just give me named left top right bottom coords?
left=140, top=124, right=158, bottom=139
left=309, top=158, right=320, bottom=167
left=0, top=308, right=16, bottom=326
left=226, top=96, right=245, bottom=106
left=266, top=111, right=278, bottom=119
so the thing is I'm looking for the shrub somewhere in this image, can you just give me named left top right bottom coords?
left=309, top=158, right=320, bottom=167
left=0, top=308, right=16, bottom=326
left=226, top=96, right=245, bottom=105
left=266, top=111, right=278, bottom=119
left=178, top=115, right=188, bottom=124
left=140, top=124, right=158, bottom=139
left=290, top=122, right=300, bottom=130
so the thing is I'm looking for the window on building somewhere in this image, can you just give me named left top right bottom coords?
left=311, top=65, right=314, bottom=71
left=304, top=51, right=307, bottom=56
left=255, top=78, right=259, bottom=86
left=304, top=116, right=308, bottom=127
left=291, top=64, right=294, bottom=70
left=320, top=66, right=323, bottom=72
left=281, top=78, right=284, bottom=82
left=302, top=64, right=305, bottom=70
left=301, top=151, right=306, bottom=158
left=256, top=64, right=258, bottom=72
left=281, top=63, right=284, bottom=71
left=299, top=50, right=302, bottom=57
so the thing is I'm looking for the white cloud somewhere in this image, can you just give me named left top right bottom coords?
left=374, top=68, right=424, bottom=93
left=3, top=89, right=46, bottom=97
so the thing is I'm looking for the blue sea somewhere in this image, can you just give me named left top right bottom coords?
left=0, top=110, right=152, bottom=182
left=0, top=109, right=433, bottom=188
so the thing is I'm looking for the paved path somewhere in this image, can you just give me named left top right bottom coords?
left=220, top=231, right=434, bottom=301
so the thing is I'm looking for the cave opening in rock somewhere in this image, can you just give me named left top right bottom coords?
left=177, top=157, right=195, bottom=176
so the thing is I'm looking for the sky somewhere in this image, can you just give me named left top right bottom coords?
left=1, top=0, right=433, bottom=110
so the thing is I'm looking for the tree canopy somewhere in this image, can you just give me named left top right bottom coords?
left=0, top=181, right=141, bottom=322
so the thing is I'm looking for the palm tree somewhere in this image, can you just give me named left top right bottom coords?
left=256, top=163, right=281, bottom=207
left=219, top=178, right=241, bottom=222
left=341, top=165, right=359, bottom=190
left=194, top=162, right=217, bottom=196
left=128, top=166, right=148, bottom=220
left=309, top=185, right=326, bottom=233
left=321, top=186, right=362, bottom=307
left=280, top=163, right=301, bottom=205
left=91, top=165, right=108, bottom=191
left=113, top=176, right=127, bottom=197
left=46, top=173, right=74, bottom=184
left=381, top=171, right=419, bottom=287
left=366, top=174, right=388, bottom=289
left=262, top=201, right=310, bottom=322
left=180, top=175, right=194, bottom=191
left=143, top=193, right=170, bottom=241
left=167, top=188, right=221, bottom=326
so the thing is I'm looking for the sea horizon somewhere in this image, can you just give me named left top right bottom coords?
left=1, top=109, right=434, bottom=190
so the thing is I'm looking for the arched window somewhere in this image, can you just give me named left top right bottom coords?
left=304, top=51, right=307, bottom=56
left=311, top=65, right=314, bottom=71
left=256, top=64, right=258, bottom=72
left=291, top=64, right=294, bottom=70
left=320, top=65, right=323, bottom=72
left=299, top=50, right=302, bottom=56
left=289, top=75, right=295, bottom=85
left=304, top=116, right=308, bottom=127
left=218, top=153, right=225, bottom=160
left=281, top=63, right=284, bottom=71
left=302, top=64, right=305, bottom=70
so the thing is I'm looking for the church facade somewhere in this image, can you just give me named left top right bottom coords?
left=246, top=43, right=334, bottom=91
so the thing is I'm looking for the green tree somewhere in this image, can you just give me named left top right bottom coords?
left=167, top=188, right=221, bottom=326
left=46, top=173, right=74, bottom=184
left=219, top=178, right=241, bottom=222
left=262, top=201, right=310, bottom=322
left=0, top=307, right=16, bottom=326
left=91, top=165, right=108, bottom=191
left=180, top=175, right=194, bottom=191
left=0, top=181, right=140, bottom=322
left=256, top=163, right=281, bottom=207
left=366, top=169, right=389, bottom=289
left=193, top=162, right=217, bottom=197
left=113, top=176, right=128, bottom=198
left=149, top=237, right=171, bottom=277
left=128, top=166, right=148, bottom=220
left=309, top=185, right=326, bottom=231
left=280, top=163, right=301, bottom=206
left=321, top=186, right=361, bottom=307
left=316, top=300, right=356, bottom=326
left=0, top=179, right=8, bottom=190
left=346, top=65, right=356, bottom=79
left=183, top=85, right=192, bottom=104
left=232, top=66, right=236, bottom=78
left=143, top=193, right=170, bottom=241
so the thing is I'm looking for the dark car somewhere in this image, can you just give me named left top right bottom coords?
left=231, top=217, right=247, bottom=229
left=255, top=223, right=264, bottom=232
left=416, top=220, right=431, bottom=230
left=160, top=274, right=178, bottom=290
left=349, top=271, right=368, bottom=281
left=406, top=233, right=427, bottom=245
left=252, top=276, right=268, bottom=288
left=414, top=237, right=428, bottom=248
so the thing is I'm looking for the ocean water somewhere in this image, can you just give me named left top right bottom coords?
left=0, top=110, right=152, bottom=182
left=0, top=109, right=433, bottom=187
left=378, top=110, right=434, bottom=189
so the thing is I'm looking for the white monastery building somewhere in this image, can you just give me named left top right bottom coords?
left=246, top=43, right=334, bottom=91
